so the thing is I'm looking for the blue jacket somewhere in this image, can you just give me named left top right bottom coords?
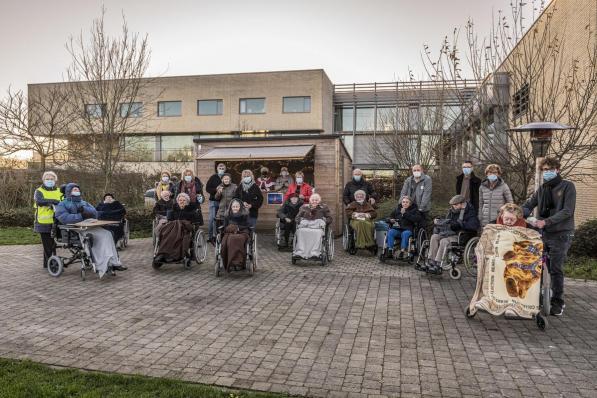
left=55, top=183, right=98, bottom=225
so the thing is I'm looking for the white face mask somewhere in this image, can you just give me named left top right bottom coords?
left=243, top=176, right=252, bottom=184
left=296, top=177, right=303, bottom=184
left=413, top=171, right=422, bottom=178
left=184, top=175, right=193, bottom=182
left=162, top=176, right=169, bottom=183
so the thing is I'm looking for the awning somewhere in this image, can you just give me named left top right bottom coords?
left=197, top=145, right=314, bottom=161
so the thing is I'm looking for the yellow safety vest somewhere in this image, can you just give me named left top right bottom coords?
left=34, top=186, right=63, bottom=225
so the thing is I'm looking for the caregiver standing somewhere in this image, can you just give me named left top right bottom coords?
left=33, top=171, right=63, bottom=269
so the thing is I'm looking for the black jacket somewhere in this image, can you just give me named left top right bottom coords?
left=234, top=184, right=264, bottom=218
left=523, top=178, right=576, bottom=234
left=444, top=204, right=480, bottom=233
left=152, top=199, right=174, bottom=217
left=96, top=201, right=126, bottom=221
left=277, top=199, right=304, bottom=221
left=224, top=212, right=250, bottom=230
left=205, top=174, right=222, bottom=201
left=455, top=173, right=481, bottom=211
left=387, top=203, right=423, bottom=231
left=167, top=203, right=201, bottom=224
left=343, top=178, right=378, bottom=205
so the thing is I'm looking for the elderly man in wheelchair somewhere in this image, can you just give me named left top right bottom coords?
left=48, top=183, right=125, bottom=279
left=417, top=194, right=479, bottom=279
left=152, top=192, right=206, bottom=269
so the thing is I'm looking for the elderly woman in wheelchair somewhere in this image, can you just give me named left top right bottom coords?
left=417, top=194, right=479, bottom=279
left=49, top=183, right=125, bottom=279
left=344, top=190, right=377, bottom=255
left=379, top=195, right=423, bottom=262
left=153, top=192, right=206, bottom=269
left=291, top=193, right=334, bottom=266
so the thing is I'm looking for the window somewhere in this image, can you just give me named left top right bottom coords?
left=120, top=102, right=143, bottom=118
left=197, top=99, right=223, bottom=116
left=356, top=106, right=375, bottom=131
left=123, top=136, right=157, bottom=162
left=239, top=98, right=265, bottom=114
left=160, top=135, right=193, bottom=161
left=512, top=83, right=529, bottom=118
left=85, top=104, right=105, bottom=118
left=157, top=101, right=182, bottom=117
left=283, top=96, right=311, bottom=113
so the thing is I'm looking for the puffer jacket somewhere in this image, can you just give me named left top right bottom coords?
left=54, top=183, right=98, bottom=225
left=478, top=177, right=513, bottom=226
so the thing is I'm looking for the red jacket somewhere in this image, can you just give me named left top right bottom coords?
left=284, top=183, right=313, bottom=202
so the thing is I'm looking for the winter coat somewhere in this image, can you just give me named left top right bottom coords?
left=296, top=204, right=333, bottom=225
left=55, top=183, right=98, bottom=225
left=441, top=204, right=480, bottom=234
left=343, top=178, right=378, bottom=205
left=283, top=183, right=313, bottom=202
left=478, top=177, right=513, bottom=226
left=345, top=202, right=377, bottom=220
left=33, top=185, right=63, bottom=233
left=400, top=174, right=432, bottom=212
left=456, top=173, right=482, bottom=211
left=277, top=199, right=304, bottom=221
left=176, top=176, right=204, bottom=204
left=155, top=181, right=175, bottom=200
left=234, top=183, right=264, bottom=218
left=167, top=203, right=202, bottom=224
left=224, top=212, right=251, bottom=230
left=152, top=199, right=174, bottom=218
left=215, top=183, right=239, bottom=220
left=387, top=202, right=423, bottom=232
left=205, top=174, right=223, bottom=201
left=522, top=178, right=576, bottom=235
left=96, top=201, right=126, bottom=221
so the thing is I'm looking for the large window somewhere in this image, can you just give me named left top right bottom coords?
left=197, top=99, right=223, bottom=116
left=85, top=104, right=105, bottom=118
left=160, top=135, right=193, bottom=161
left=120, top=102, right=143, bottom=118
left=239, top=98, right=265, bottom=114
left=123, top=136, right=156, bottom=161
left=158, top=101, right=182, bottom=117
left=283, top=96, right=311, bottom=113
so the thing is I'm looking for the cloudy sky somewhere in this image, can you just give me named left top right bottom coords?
left=0, top=0, right=549, bottom=93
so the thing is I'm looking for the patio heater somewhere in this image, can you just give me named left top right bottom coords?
left=508, top=121, right=574, bottom=190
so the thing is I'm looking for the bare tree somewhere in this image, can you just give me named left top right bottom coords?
left=65, top=7, right=160, bottom=191
left=0, top=86, right=75, bottom=171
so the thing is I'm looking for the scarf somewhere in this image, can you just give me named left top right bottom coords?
left=539, top=174, right=562, bottom=218
left=242, top=180, right=254, bottom=192
left=181, top=180, right=197, bottom=202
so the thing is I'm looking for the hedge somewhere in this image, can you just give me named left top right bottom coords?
left=569, top=218, right=597, bottom=258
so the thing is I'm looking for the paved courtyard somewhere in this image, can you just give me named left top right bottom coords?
left=1, top=236, right=597, bottom=398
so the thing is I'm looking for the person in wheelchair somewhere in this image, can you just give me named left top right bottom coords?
left=153, top=193, right=200, bottom=266
left=152, top=189, right=174, bottom=235
left=382, top=195, right=423, bottom=260
left=96, top=193, right=126, bottom=244
left=496, top=203, right=527, bottom=227
left=293, top=193, right=333, bottom=259
left=55, top=183, right=126, bottom=272
left=220, top=199, right=252, bottom=272
left=345, top=190, right=377, bottom=254
left=424, top=194, right=479, bottom=274
left=276, top=192, right=304, bottom=248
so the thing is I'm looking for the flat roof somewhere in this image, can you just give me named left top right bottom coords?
left=198, top=145, right=314, bottom=161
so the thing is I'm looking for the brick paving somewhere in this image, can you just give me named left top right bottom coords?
left=1, top=237, right=597, bottom=397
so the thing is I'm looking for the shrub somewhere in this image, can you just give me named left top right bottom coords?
left=0, top=208, right=35, bottom=228
left=569, top=218, right=597, bottom=258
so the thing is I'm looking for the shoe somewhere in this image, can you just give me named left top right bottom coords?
left=550, top=302, right=565, bottom=316
left=113, top=264, right=128, bottom=271
left=397, top=251, right=405, bottom=260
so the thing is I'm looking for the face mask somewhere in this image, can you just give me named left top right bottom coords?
left=462, top=167, right=472, bottom=175
left=161, top=176, right=169, bottom=183
left=543, top=170, right=557, bottom=182
left=217, top=169, right=225, bottom=176
left=71, top=191, right=81, bottom=197
left=243, top=176, right=252, bottom=184
left=184, top=175, right=193, bottom=183
left=487, top=174, right=498, bottom=182
left=353, top=175, right=361, bottom=182
left=44, top=180, right=55, bottom=188
left=413, top=171, right=422, bottom=178
left=296, top=177, right=303, bottom=184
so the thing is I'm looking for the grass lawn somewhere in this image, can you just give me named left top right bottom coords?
left=0, top=227, right=151, bottom=245
left=0, top=358, right=286, bottom=398
left=564, top=256, right=597, bottom=281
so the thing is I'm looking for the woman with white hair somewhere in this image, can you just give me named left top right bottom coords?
left=167, top=193, right=201, bottom=223
left=293, top=193, right=333, bottom=259
left=33, top=171, right=63, bottom=269
left=345, top=189, right=377, bottom=253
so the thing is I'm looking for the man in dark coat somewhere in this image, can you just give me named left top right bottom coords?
left=343, top=168, right=379, bottom=206
left=456, top=160, right=482, bottom=212
left=205, top=163, right=226, bottom=242
left=96, top=193, right=126, bottom=244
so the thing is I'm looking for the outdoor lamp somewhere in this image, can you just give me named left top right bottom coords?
left=509, top=121, right=574, bottom=158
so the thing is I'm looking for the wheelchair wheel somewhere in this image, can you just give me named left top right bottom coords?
left=342, top=224, right=350, bottom=251
left=540, top=261, right=551, bottom=317
left=275, top=220, right=282, bottom=248
left=47, top=256, right=64, bottom=277
left=536, top=313, right=548, bottom=330
left=184, top=257, right=192, bottom=269
left=252, top=233, right=258, bottom=269
left=463, top=237, right=480, bottom=277
left=326, top=229, right=334, bottom=262
left=214, top=255, right=222, bottom=277
left=151, top=219, right=157, bottom=248
left=123, top=219, right=130, bottom=248
left=449, top=267, right=462, bottom=280
left=416, top=240, right=430, bottom=268
left=416, top=228, right=427, bottom=253
left=194, top=230, right=207, bottom=264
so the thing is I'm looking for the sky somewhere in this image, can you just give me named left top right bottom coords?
left=0, top=0, right=551, bottom=94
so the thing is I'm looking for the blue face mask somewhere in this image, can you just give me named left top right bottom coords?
left=44, top=180, right=55, bottom=188
left=184, top=175, right=193, bottom=183
left=462, top=167, right=472, bottom=176
left=353, top=175, right=362, bottom=182
left=487, top=174, right=498, bottom=182
left=243, top=176, right=252, bottom=184
left=71, top=191, right=81, bottom=197
left=543, top=170, right=558, bottom=182
left=217, top=169, right=225, bottom=176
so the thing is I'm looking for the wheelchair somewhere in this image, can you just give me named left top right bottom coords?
left=214, top=225, right=257, bottom=276
left=47, top=223, right=118, bottom=280
left=275, top=219, right=296, bottom=250
left=416, top=231, right=478, bottom=280
left=152, top=221, right=207, bottom=269
left=379, top=225, right=427, bottom=264
left=292, top=223, right=334, bottom=266
left=115, top=217, right=130, bottom=249
left=342, top=219, right=377, bottom=256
